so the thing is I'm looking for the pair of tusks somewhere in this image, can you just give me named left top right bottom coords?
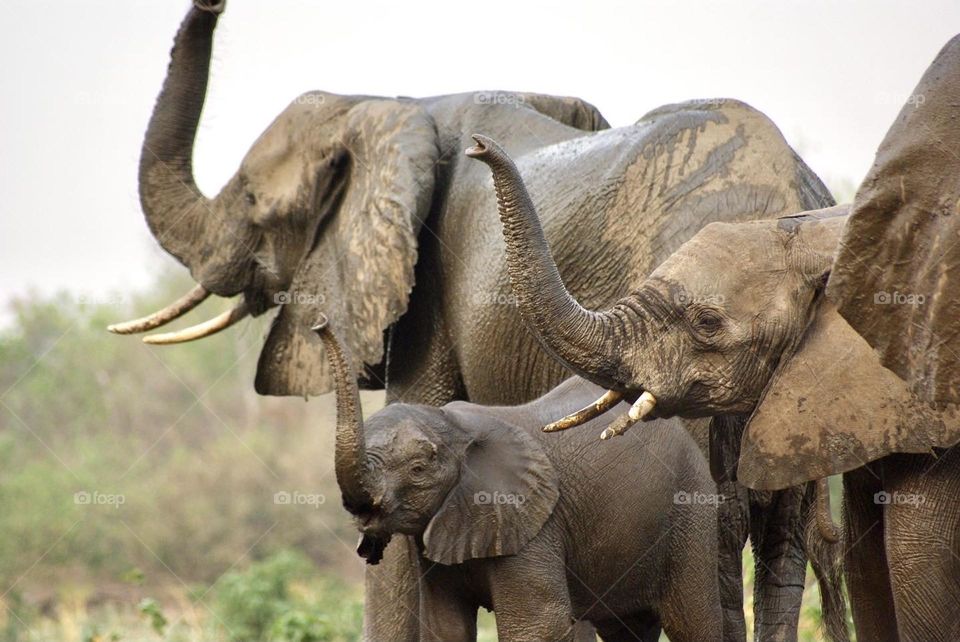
left=106, top=284, right=249, bottom=344
left=543, top=390, right=657, bottom=440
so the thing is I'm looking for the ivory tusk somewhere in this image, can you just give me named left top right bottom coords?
left=543, top=390, right=623, bottom=433
left=108, top=285, right=210, bottom=334
left=600, top=412, right=637, bottom=440
left=601, top=391, right=656, bottom=440
left=627, top=391, right=657, bottom=421
left=142, top=301, right=249, bottom=345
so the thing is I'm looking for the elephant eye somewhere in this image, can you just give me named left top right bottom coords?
left=693, top=309, right=724, bottom=336
left=245, top=192, right=257, bottom=206
left=410, top=463, right=426, bottom=475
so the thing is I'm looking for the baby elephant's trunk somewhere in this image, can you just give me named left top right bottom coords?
left=313, top=317, right=378, bottom=513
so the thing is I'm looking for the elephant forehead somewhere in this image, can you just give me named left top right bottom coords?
left=365, top=413, right=434, bottom=452
left=651, top=220, right=785, bottom=290
left=242, top=93, right=359, bottom=172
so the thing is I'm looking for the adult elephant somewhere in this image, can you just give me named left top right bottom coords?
left=469, top=36, right=960, bottom=638
left=111, top=1, right=837, bottom=639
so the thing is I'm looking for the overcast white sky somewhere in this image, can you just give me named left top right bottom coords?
left=2, top=0, right=958, bottom=309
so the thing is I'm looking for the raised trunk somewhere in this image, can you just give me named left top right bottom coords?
left=314, top=320, right=377, bottom=512
left=466, top=135, right=631, bottom=388
left=139, top=2, right=222, bottom=276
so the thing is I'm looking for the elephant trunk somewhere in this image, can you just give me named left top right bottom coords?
left=139, top=2, right=224, bottom=281
left=314, top=318, right=378, bottom=512
left=465, top=135, right=635, bottom=390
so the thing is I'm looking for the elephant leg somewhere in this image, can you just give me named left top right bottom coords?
left=749, top=485, right=806, bottom=642
left=362, top=535, right=422, bottom=641
left=842, top=464, right=898, bottom=641
left=884, top=452, right=960, bottom=640
left=715, top=479, right=750, bottom=642
left=489, top=545, right=576, bottom=641
left=593, top=612, right=660, bottom=642
left=709, top=415, right=750, bottom=642
left=418, top=564, right=477, bottom=642
left=659, top=504, right=723, bottom=642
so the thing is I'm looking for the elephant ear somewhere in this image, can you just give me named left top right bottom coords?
left=255, top=100, right=439, bottom=396
left=828, top=34, right=960, bottom=403
left=422, top=407, right=559, bottom=565
left=738, top=295, right=960, bottom=491
left=514, top=93, right=610, bottom=131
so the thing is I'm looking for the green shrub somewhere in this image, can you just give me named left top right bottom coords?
left=213, top=551, right=361, bottom=642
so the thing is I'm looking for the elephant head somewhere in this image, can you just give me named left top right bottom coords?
left=109, top=0, right=439, bottom=394
left=314, top=318, right=559, bottom=565
left=467, top=133, right=960, bottom=491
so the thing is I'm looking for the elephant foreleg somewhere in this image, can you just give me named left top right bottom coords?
left=885, top=451, right=960, bottom=640
left=709, top=415, right=750, bottom=642
left=841, top=465, right=898, bottom=641
left=363, top=535, right=422, bottom=641
left=488, top=541, right=576, bottom=642
left=749, top=485, right=806, bottom=642
left=418, top=563, right=477, bottom=642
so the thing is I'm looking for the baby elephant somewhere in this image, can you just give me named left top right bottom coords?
left=316, top=320, right=722, bottom=642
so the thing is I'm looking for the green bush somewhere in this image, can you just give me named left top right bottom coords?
left=213, top=551, right=361, bottom=642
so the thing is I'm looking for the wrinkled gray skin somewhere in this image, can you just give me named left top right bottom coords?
left=475, top=135, right=960, bottom=637
left=319, top=321, right=722, bottom=642
left=133, top=3, right=836, bottom=639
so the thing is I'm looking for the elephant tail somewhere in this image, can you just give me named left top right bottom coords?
left=803, top=480, right=849, bottom=642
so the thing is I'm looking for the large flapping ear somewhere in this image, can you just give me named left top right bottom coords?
left=513, top=93, right=610, bottom=131
left=255, top=100, right=439, bottom=396
left=738, top=297, right=960, bottom=491
left=828, top=34, right=960, bottom=403
left=422, top=406, right=559, bottom=565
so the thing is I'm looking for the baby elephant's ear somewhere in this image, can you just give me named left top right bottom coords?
left=738, top=298, right=960, bottom=491
left=422, top=409, right=559, bottom=565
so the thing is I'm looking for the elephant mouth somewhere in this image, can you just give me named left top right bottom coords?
left=356, top=533, right=389, bottom=565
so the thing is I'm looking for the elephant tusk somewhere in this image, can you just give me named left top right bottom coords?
left=601, top=391, right=656, bottom=440
left=543, top=390, right=623, bottom=432
left=627, top=391, right=657, bottom=421
left=107, top=285, right=210, bottom=334
left=142, top=300, right=249, bottom=345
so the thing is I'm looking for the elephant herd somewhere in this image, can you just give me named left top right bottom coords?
left=110, top=1, right=960, bottom=640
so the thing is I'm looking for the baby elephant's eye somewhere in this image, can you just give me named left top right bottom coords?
left=410, top=463, right=426, bottom=475
left=245, top=192, right=257, bottom=206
